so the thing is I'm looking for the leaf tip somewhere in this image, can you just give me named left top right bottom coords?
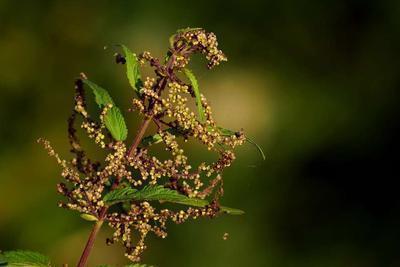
left=220, top=206, right=245, bottom=215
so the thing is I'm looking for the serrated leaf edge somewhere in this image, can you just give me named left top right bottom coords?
left=82, top=79, right=128, bottom=141
left=1, top=250, right=51, bottom=267
left=103, top=185, right=244, bottom=215
left=119, top=44, right=142, bottom=95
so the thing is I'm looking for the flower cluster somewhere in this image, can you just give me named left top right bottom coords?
left=170, top=28, right=227, bottom=69
left=39, top=28, right=246, bottom=263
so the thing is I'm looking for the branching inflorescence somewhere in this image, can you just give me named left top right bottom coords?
left=38, top=28, right=260, bottom=266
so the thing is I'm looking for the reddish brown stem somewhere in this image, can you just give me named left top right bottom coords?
left=127, top=115, right=153, bottom=158
left=77, top=208, right=106, bottom=267
left=77, top=46, right=176, bottom=267
left=76, top=115, right=153, bottom=267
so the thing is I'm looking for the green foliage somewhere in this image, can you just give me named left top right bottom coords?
left=103, top=107, right=128, bottom=142
left=1, top=250, right=51, bottom=267
left=83, top=79, right=128, bottom=141
left=0, top=254, right=7, bottom=266
left=218, top=206, right=245, bottom=215
left=141, top=124, right=266, bottom=160
left=244, top=136, right=266, bottom=160
left=122, top=185, right=209, bottom=207
left=80, top=213, right=98, bottom=222
left=83, top=79, right=115, bottom=107
left=103, top=185, right=244, bottom=215
left=103, top=187, right=138, bottom=204
left=120, top=45, right=142, bottom=95
left=36, top=28, right=252, bottom=265
left=183, top=68, right=206, bottom=122
left=140, top=133, right=163, bottom=147
left=141, top=125, right=265, bottom=162
left=218, top=127, right=266, bottom=160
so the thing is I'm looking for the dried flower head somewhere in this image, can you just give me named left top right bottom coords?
left=39, top=28, right=262, bottom=265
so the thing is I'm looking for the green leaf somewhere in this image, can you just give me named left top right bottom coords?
left=183, top=68, right=206, bottom=122
left=244, top=136, right=266, bottom=161
left=120, top=45, right=142, bottom=95
left=83, top=79, right=114, bottom=107
left=218, top=127, right=266, bottom=160
left=1, top=250, right=51, bottom=267
left=141, top=133, right=163, bottom=147
left=141, top=125, right=265, bottom=161
left=216, top=127, right=235, bottom=136
left=219, top=206, right=245, bottom=215
left=80, top=213, right=98, bottom=222
left=103, top=187, right=138, bottom=205
left=129, top=185, right=209, bottom=207
left=82, top=79, right=128, bottom=141
left=103, top=106, right=128, bottom=141
left=0, top=254, right=7, bottom=266
left=103, top=185, right=243, bottom=215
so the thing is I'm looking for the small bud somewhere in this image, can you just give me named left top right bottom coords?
left=80, top=213, right=98, bottom=222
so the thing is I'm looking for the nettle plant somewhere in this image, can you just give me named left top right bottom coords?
left=0, top=28, right=264, bottom=267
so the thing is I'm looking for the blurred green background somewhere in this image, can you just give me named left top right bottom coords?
left=1, top=0, right=400, bottom=266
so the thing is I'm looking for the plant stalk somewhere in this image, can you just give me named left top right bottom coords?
left=77, top=48, right=175, bottom=267
left=76, top=115, right=152, bottom=267
left=127, top=115, right=153, bottom=158
left=76, top=209, right=105, bottom=267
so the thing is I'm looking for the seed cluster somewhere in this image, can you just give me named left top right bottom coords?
left=171, top=28, right=228, bottom=69
left=40, top=28, right=245, bottom=262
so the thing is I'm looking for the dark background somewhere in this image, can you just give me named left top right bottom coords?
left=1, top=0, right=399, bottom=266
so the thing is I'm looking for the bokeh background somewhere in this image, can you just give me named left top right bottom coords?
left=1, top=0, right=400, bottom=266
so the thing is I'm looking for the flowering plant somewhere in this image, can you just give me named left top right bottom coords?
left=1, top=28, right=263, bottom=267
